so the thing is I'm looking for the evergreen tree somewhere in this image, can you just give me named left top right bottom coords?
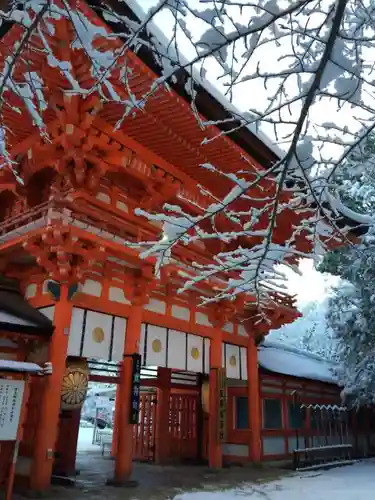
left=323, top=134, right=375, bottom=405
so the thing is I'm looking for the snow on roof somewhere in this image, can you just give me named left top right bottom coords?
left=125, top=1, right=284, bottom=161
left=0, top=359, right=42, bottom=373
left=125, top=3, right=370, bottom=234
left=258, top=340, right=337, bottom=384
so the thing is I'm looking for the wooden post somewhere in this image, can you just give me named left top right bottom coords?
left=247, top=336, right=261, bottom=462
left=5, top=375, right=30, bottom=500
left=154, top=367, right=171, bottom=464
left=111, top=385, right=121, bottom=458
left=31, top=285, right=73, bottom=491
left=110, top=304, right=142, bottom=486
left=208, top=335, right=222, bottom=469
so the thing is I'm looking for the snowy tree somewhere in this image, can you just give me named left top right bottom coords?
left=0, top=0, right=375, bottom=311
left=269, top=259, right=338, bottom=360
left=322, top=133, right=375, bottom=405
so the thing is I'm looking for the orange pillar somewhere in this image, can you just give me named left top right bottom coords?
left=208, top=335, right=222, bottom=469
left=155, top=367, right=171, bottom=464
left=247, top=336, right=261, bottom=462
left=111, top=386, right=121, bottom=457
left=109, top=304, right=142, bottom=486
left=31, top=285, right=73, bottom=491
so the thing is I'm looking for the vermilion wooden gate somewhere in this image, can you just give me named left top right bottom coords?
left=133, top=392, right=156, bottom=461
left=169, top=393, right=200, bottom=460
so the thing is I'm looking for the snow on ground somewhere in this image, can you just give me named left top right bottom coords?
left=77, top=425, right=99, bottom=453
left=175, top=461, right=374, bottom=500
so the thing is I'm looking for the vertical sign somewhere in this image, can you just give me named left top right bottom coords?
left=0, top=379, right=25, bottom=441
left=129, top=354, right=142, bottom=424
left=217, top=368, right=227, bottom=443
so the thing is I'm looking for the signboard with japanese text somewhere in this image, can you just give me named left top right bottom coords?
left=217, top=368, right=227, bottom=443
left=0, top=379, right=25, bottom=441
left=129, top=354, right=142, bottom=424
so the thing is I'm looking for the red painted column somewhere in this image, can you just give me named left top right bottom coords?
left=208, top=335, right=222, bottom=469
left=247, top=336, right=261, bottom=462
left=31, top=285, right=73, bottom=491
left=111, top=386, right=121, bottom=458
left=111, top=304, right=142, bottom=486
left=55, top=409, right=81, bottom=476
left=155, top=367, right=171, bottom=464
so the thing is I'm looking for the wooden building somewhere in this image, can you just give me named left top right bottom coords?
left=0, top=0, right=367, bottom=492
left=226, top=341, right=375, bottom=463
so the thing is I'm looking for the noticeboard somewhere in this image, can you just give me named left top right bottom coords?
left=129, top=354, right=142, bottom=424
left=0, top=379, right=25, bottom=441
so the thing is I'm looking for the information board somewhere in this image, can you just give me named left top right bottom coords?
left=217, top=368, right=227, bottom=443
left=0, top=379, right=25, bottom=441
left=129, top=354, right=142, bottom=424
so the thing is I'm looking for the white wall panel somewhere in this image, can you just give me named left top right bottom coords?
left=171, top=304, right=190, bottom=321
left=82, top=311, right=112, bottom=360
left=144, top=298, right=167, bottom=315
left=204, top=338, right=210, bottom=374
left=240, top=347, right=248, bottom=381
left=195, top=312, right=211, bottom=327
left=67, top=307, right=85, bottom=356
left=111, top=317, right=127, bottom=361
left=167, top=329, right=187, bottom=370
left=139, top=323, right=146, bottom=364
left=187, top=334, right=204, bottom=373
left=225, top=344, right=241, bottom=379
left=145, top=324, right=167, bottom=367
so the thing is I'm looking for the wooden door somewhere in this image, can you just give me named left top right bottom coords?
left=169, top=393, right=199, bottom=461
left=133, top=393, right=156, bottom=462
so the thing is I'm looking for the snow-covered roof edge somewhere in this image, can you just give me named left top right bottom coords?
left=119, top=2, right=372, bottom=236
left=0, top=359, right=43, bottom=373
left=124, top=0, right=284, bottom=161
left=262, top=339, right=335, bottom=364
left=258, top=339, right=338, bottom=385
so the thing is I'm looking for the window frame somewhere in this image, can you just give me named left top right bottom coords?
left=235, top=396, right=249, bottom=430
left=262, top=397, right=283, bottom=430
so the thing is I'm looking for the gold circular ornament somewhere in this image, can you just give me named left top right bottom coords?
left=61, top=368, right=89, bottom=409
left=92, top=327, right=105, bottom=343
left=191, top=347, right=200, bottom=360
left=229, top=355, right=237, bottom=367
left=152, top=339, right=162, bottom=353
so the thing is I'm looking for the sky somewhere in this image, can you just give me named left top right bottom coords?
left=131, top=0, right=367, bottom=163
left=282, top=258, right=340, bottom=308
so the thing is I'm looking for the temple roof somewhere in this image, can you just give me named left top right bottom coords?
left=98, top=0, right=369, bottom=238
left=258, top=340, right=337, bottom=385
left=0, top=276, right=54, bottom=336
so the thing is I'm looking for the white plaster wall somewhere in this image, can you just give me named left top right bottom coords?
left=222, top=444, right=249, bottom=457
left=262, top=437, right=285, bottom=455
